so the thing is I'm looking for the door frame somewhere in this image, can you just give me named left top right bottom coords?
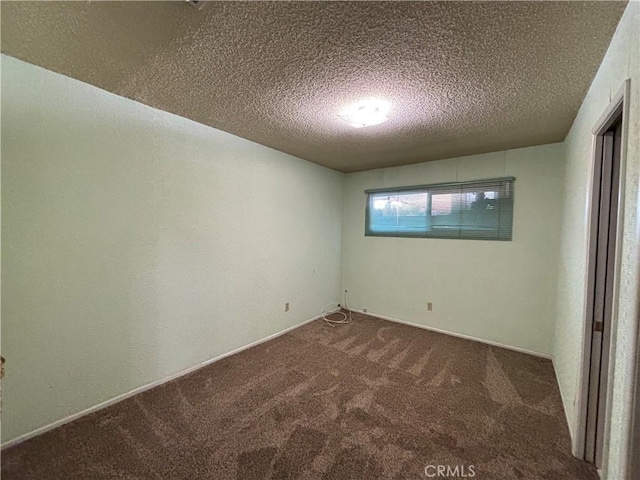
left=631, top=312, right=640, bottom=480
left=574, top=79, right=630, bottom=471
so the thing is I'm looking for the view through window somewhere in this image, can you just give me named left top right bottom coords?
left=365, top=178, right=514, bottom=240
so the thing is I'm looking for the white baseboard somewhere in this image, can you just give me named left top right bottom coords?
left=550, top=355, right=578, bottom=455
left=1, top=311, right=336, bottom=450
left=348, top=308, right=552, bottom=360
left=364, top=309, right=581, bottom=466
left=3, top=307, right=550, bottom=449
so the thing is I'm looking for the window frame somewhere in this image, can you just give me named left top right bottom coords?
left=364, top=177, right=515, bottom=241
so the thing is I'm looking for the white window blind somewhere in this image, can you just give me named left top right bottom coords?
left=365, top=177, right=515, bottom=240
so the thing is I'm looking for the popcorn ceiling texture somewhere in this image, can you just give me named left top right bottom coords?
left=0, top=1, right=627, bottom=172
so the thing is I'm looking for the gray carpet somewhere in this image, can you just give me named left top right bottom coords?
left=1, top=312, right=597, bottom=479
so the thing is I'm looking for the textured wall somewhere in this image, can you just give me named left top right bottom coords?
left=0, top=55, right=344, bottom=444
left=553, top=2, right=640, bottom=479
left=342, top=144, right=565, bottom=356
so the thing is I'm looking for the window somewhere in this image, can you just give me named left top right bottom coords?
left=365, top=177, right=515, bottom=240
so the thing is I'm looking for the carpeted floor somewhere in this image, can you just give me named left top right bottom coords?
left=2, top=312, right=597, bottom=479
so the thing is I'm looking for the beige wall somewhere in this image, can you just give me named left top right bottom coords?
left=342, top=143, right=565, bottom=357
left=1, top=55, right=344, bottom=444
left=553, top=2, right=640, bottom=479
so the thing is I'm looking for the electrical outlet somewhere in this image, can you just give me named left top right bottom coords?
left=285, top=302, right=289, bottom=312
left=363, top=308, right=368, bottom=313
left=427, top=302, right=433, bottom=311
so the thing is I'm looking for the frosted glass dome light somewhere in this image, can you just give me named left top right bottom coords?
left=338, top=99, right=391, bottom=128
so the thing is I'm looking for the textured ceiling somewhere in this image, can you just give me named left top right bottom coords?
left=1, top=1, right=628, bottom=172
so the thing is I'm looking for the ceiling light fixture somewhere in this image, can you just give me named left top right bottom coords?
left=338, top=99, right=391, bottom=128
